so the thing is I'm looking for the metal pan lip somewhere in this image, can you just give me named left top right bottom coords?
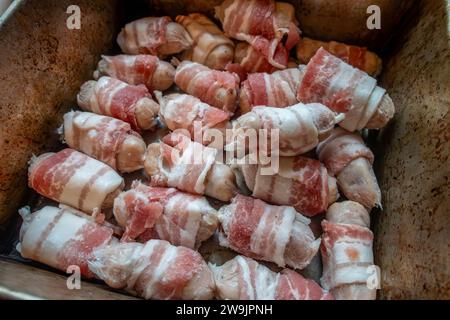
left=0, top=0, right=27, bottom=29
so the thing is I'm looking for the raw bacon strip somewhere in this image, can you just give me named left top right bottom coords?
left=176, top=13, right=234, bottom=70
left=28, top=149, right=124, bottom=213
left=229, top=102, right=339, bottom=157
left=236, top=155, right=338, bottom=216
left=77, top=76, right=160, bottom=131
left=63, top=111, right=146, bottom=173
left=173, top=60, right=240, bottom=115
left=318, top=128, right=374, bottom=176
left=114, top=181, right=218, bottom=249
left=93, top=54, right=175, bottom=92
left=296, top=38, right=382, bottom=76
left=242, top=35, right=290, bottom=70
left=297, top=48, right=395, bottom=131
left=317, top=128, right=381, bottom=209
left=144, top=132, right=237, bottom=202
left=117, top=16, right=192, bottom=58
left=211, top=255, right=332, bottom=300
left=88, top=240, right=215, bottom=300
left=212, top=255, right=277, bottom=300
left=218, top=195, right=320, bottom=269
left=215, top=0, right=300, bottom=69
left=298, top=48, right=373, bottom=113
left=239, top=67, right=305, bottom=114
left=233, top=43, right=278, bottom=74
left=18, top=206, right=114, bottom=278
left=321, top=201, right=378, bottom=300
left=156, top=92, right=230, bottom=146
left=146, top=132, right=216, bottom=194
left=229, top=42, right=289, bottom=78
left=275, top=269, right=334, bottom=300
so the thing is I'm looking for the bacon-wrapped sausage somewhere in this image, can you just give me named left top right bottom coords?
left=215, top=0, right=300, bottom=69
left=63, top=111, right=146, bottom=173
left=114, top=181, right=218, bottom=249
left=211, top=255, right=333, bottom=300
left=296, top=38, right=382, bottom=76
left=317, top=128, right=381, bottom=210
left=156, top=92, right=230, bottom=146
left=297, top=48, right=395, bottom=131
left=218, top=195, right=320, bottom=269
left=77, top=76, right=160, bottom=131
left=235, top=155, right=338, bottom=216
left=173, top=60, right=240, bottom=115
left=117, top=16, right=193, bottom=58
left=144, top=132, right=237, bottom=202
left=239, top=67, right=305, bottom=114
left=88, top=240, right=215, bottom=300
left=18, top=206, right=114, bottom=278
left=28, top=149, right=124, bottom=213
left=93, top=54, right=175, bottom=92
left=176, top=13, right=234, bottom=70
left=228, top=102, right=340, bottom=157
left=321, top=201, right=378, bottom=300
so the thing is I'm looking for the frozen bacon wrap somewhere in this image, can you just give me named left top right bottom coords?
left=88, top=240, right=215, bottom=300
left=144, top=132, right=237, bottom=202
left=28, top=149, right=124, bottom=213
left=117, top=16, right=192, bottom=58
left=321, top=201, right=378, bottom=300
left=296, top=38, right=382, bottom=76
left=215, top=0, right=300, bottom=69
left=114, top=181, right=218, bottom=249
left=176, top=13, right=234, bottom=70
left=173, top=60, right=240, bottom=115
left=228, top=102, right=339, bottom=157
left=218, top=195, right=320, bottom=269
left=18, top=206, right=114, bottom=278
left=211, top=255, right=333, bottom=300
left=156, top=92, right=230, bottom=146
left=297, top=48, right=395, bottom=131
left=63, top=111, right=146, bottom=173
left=77, top=76, right=160, bottom=131
left=317, top=128, right=381, bottom=210
left=235, top=155, right=338, bottom=216
left=239, top=67, right=305, bottom=114
left=93, top=54, right=175, bottom=92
